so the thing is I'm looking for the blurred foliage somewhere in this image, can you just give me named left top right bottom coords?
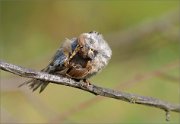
left=1, top=0, right=180, bottom=123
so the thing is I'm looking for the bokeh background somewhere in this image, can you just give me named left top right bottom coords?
left=1, top=0, right=180, bottom=123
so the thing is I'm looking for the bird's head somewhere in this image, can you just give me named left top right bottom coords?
left=77, top=31, right=112, bottom=60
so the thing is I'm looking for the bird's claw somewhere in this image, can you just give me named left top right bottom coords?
left=83, top=79, right=91, bottom=87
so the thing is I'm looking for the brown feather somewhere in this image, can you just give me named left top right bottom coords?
left=66, top=65, right=89, bottom=79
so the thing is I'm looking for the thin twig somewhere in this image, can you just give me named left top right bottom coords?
left=1, top=60, right=180, bottom=116
left=54, top=60, right=179, bottom=123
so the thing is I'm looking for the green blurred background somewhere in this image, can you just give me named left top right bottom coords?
left=1, top=0, right=180, bottom=123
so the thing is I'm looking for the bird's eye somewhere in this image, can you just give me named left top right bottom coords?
left=90, top=48, right=94, bottom=52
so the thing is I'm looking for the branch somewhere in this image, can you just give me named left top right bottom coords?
left=1, top=60, right=180, bottom=120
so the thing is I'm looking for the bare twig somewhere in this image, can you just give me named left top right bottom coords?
left=1, top=60, right=180, bottom=117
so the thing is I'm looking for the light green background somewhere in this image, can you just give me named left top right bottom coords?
left=1, top=1, right=180, bottom=123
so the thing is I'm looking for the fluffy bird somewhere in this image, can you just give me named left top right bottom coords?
left=19, top=31, right=112, bottom=93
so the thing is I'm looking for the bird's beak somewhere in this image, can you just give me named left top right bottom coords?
left=88, top=49, right=95, bottom=59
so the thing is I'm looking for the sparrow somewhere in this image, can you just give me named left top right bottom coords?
left=19, top=31, right=112, bottom=93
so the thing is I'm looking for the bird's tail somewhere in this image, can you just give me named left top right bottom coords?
left=19, top=79, right=49, bottom=93
left=19, top=67, right=49, bottom=93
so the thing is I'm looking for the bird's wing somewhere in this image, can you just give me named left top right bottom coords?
left=19, top=40, right=74, bottom=93
left=44, top=38, right=78, bottom=74
left=43, top=48, right=68, bottom=73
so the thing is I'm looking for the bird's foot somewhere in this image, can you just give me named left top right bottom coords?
left=83, top=79, right=91, bottom=87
